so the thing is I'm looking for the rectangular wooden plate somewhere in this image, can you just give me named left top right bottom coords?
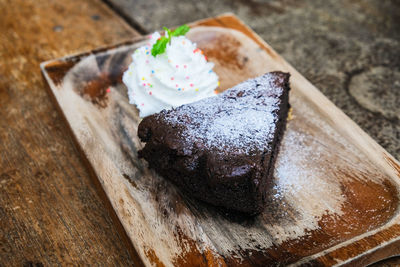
left=41, top=14, right=400, bottom=266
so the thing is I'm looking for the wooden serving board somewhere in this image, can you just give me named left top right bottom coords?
left=41, top=14, right=400, bottom=266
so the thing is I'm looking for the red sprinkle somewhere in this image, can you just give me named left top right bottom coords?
left=106, top=88, right=111, bottom=93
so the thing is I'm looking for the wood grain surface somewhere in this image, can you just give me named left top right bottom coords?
left=42, top=14, right=400, bottom=266
left=0, top=0, right=141, bottom=265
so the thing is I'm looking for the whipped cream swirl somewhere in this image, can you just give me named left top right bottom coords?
left=123, top=32, right=219, bottom=117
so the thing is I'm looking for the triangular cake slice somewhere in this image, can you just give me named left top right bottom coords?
left=138, top=72, right=290, bottom=214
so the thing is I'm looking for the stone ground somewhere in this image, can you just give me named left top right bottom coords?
left=107, top=0, right=400, bottom=159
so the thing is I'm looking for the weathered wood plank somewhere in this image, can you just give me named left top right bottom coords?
left=42, top=14, right=400, bottom=266
left=0, top=0, right=141, bottom=265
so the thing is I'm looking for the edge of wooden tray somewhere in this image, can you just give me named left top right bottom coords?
left=40, top=13, right=400, bottom=266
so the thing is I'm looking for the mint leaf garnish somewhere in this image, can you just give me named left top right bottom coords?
left=171, top=24, right=190, bottom=37
left=151, top=36, right=169, bottom=56
left=151, top=24, right=190, bottom=57
left=163, top=27, right=172, bottom=38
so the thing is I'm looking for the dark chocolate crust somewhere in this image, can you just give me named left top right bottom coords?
left=138, top=72, right=290, bottom=214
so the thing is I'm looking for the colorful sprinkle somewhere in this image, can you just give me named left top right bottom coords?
left=186, top=76, right=189, bottom=79
left=214, top=90, right=218, bottom=94
left=106, top=88, right=111, bottom=93
left=190, top=83, right=194, bottom=87
left=184, top=65, right=187, bottom=68
left=146, top=51, right=149, bottom=55
left=176, top=84, right=178, bottom=87
left=143, top=83, right=146, bottom=86
left=217, top=81, right=220, bottom=86
left=204, top=55, right=208, bottom=61
left=178, top=88, right=181, bottom=91
left=149, top=91, right=152, bottom=95
left=176, top=65, right=179, bottom=68
left=208, top=70, right=212, bottom=73
left=142, top=77, right=145, bottom=80
left=171, top=77, right=174, bottom=80
left=151, top=70, right=155, bottom=73
left=182, top=41, right=186, bottom=45
left=195, top=88, right=199, bottom=92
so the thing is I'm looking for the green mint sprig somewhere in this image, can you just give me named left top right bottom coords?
left=151, top=24, right=190, bottom=57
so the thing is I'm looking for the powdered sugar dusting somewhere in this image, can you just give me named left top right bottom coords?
left=158, top=73, right=284, bottom=155
left=205, top=108, right=276, bottom=152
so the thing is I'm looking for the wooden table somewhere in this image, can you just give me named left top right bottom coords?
left=0, top=0, right=139, bottom=265
left=1, top=0, right=399, bottom=265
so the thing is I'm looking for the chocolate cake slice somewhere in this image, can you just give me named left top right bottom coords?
left=138, top=72, right=290, bottom=214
